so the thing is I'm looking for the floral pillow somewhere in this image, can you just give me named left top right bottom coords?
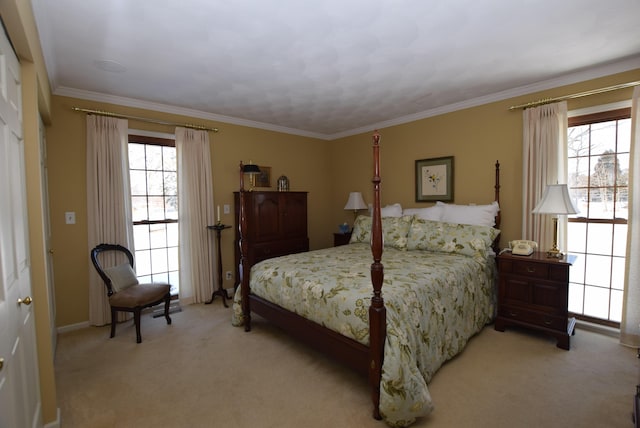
left=407, top=218, right=500, bottom=261
left=349, top=215, right=412, bottom=250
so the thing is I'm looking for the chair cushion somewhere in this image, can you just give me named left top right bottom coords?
left=103, top=263, right=139, bottom=292
left=109, top=283, right=170, bottom=308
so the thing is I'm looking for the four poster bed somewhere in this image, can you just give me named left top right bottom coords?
left=232, top=132, right=501, bottom=427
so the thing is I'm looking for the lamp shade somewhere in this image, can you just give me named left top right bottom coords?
left=531, top=184, right=579, bottom=215
left=344, top=192, right=367, bottom=210
left=242, top=163, right=261, bottom=174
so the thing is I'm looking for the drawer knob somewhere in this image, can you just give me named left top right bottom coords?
left=527, top=267, right=536, bottom=273
left=509, top=311, right=518, bottom=317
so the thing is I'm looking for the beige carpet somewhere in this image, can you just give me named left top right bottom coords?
left=55, top=303, right=637, bottom=428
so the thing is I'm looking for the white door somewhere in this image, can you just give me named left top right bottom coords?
left=0, top=27, right=43, bottom=428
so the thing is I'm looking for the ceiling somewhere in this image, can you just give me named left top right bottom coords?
left=31, top=0, right=640, bottom=140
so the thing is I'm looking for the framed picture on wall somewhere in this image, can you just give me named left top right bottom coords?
left=254, top=166, right=271, bottom=188
left=415, top=156, right=454, bottom=202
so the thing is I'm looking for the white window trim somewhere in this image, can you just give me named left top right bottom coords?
left=569, top=100, right=632, bottom=118
left=128, top=128, right=175, bottom=140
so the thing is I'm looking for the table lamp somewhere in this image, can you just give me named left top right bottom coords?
left=344, top=192, right=367, bottom=225
left=531, top=184, right=579, bottom=258
left=241, top=162, right=260, bottom=191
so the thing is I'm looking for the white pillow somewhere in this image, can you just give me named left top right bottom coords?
left=403, top=205, right=443, bottom=221
left=103, top=263, right=139, bottom=292
left=437, top=201, right=500, bottom=227
left=380, top=203, right=403, bottom=218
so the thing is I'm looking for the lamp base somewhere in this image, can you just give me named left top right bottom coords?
left=547, top=217, right=563, bottom=258
left=546, top=248, right=563, bottom=258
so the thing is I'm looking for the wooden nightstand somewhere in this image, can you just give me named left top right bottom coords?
left=495, top=251, right=576, bottom=350
left=333, top=232, right=352, bottom=247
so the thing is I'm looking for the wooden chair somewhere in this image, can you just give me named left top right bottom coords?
left=90, top=243, right=172, bottom=343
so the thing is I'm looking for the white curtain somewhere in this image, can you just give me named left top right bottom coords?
left=620, top=86, right=640, bottom=347
left=522, top=101, right=569, bottom=251
left=86, top=115, right=133, bottom=326
left=176, top=127, right=215, bottom=305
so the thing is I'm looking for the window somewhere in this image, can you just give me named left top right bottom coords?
left=128, top=135, right=179, bottom=295
left=567, top=108, right=630, bottom=327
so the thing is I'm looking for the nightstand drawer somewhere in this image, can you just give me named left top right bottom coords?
left=495, top=251, right=576, bottom=349
left=499, top=305, right=566, bottom=331
left=501, top=277, right=566, bottom=314
left=511, top=259, right=549, bottom=279
left=334, top=232, right=352, bottom=246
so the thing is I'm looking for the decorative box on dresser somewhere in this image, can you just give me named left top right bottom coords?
left=495, top=251, right=577, bottom=350
left=234, top=191, right=309, bottom=284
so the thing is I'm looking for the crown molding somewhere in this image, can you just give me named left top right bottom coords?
left=56, top=55, right=640, bottom=141
left=55, top=86, right=329, bottom=140
left=328, top=55, right=640, bottom=140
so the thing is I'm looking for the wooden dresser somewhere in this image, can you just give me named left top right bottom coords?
left=495, top=251, right=576, bottom=350
left=234, top=191, right=309, bottom=283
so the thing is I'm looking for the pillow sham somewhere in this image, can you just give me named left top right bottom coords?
left=103, top=263, right=139, bottom=292
left=349, top=215, right=412, bottom=250
left=437, top=201, right=500, bottom=227
left=407, top=218, right=500, bottom=261
left=380, top=203, right=403, bottom=218
left=402, top=205, right=443, bottom=221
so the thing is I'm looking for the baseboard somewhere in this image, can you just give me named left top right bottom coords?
left=575, top=319, right=620, bottom=338
left=57, top=321, right=90, bottom=334
left=56, top=302, right=183, bottom=332
left=152, top=299, right=182, bottom=318
left=43, top=407, right=61, bottom=428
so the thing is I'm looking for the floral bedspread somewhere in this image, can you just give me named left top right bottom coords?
left=232, top=243, right=496, bottom=427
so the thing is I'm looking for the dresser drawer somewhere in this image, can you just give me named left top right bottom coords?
left=252, top=239, right=309, bottom=263
left=499, top=305, right=567, bottom=332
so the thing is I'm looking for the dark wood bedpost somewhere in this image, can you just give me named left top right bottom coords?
left=238, top=161, right=252, bottom=332
left=369, top=131, right=386, bottom=420
left=494, top=160, right=501, bottom=230
left=493, top=160, right=501, bottom=252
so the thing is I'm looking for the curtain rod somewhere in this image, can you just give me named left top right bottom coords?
left=508, top=80, right=640, bottom=110
left=71, top=107, right=219, bottom=132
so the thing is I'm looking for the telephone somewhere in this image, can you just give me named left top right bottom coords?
left=509, top=240, right=538, bottom=256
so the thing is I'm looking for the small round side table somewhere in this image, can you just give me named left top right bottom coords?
left=206, top=223, right=232, bottom=307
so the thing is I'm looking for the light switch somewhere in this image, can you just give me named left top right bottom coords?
left=223, top=204, right=230, bottom=214
left=65, top=212, right=76, bottom=225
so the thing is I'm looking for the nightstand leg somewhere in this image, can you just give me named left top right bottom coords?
left=556, top=334, right=570, bottom=350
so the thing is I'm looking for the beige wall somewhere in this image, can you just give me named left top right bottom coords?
left=48, top=68, right=640, bottom=331
left=328, top=69, right=640, bottom=248
left=46, top=95, right=333, bottom=327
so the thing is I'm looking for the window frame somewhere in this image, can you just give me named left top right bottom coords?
left=566, top=107, right=630, bottom=327
left=128, top=134, right=179, bottom=295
